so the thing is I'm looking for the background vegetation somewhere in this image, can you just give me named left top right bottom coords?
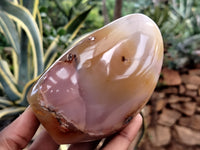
left=39, top=0, right=200, bottom=69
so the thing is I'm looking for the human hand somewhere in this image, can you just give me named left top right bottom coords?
left=0, top=107, right=142, bottom=150
left=0, top=107, right=59, bottom=150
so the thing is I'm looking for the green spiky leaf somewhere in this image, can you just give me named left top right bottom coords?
left=0, top=107, right=25, bottom=118
left=0, top=0, right=44, bottom=79
left=44, top=7, right=93, bottom=68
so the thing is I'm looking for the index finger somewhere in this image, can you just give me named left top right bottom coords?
left=0, top=107, right=40, bottom=150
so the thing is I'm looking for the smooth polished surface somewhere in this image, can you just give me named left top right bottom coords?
left=28, top=13, right=163, bottom=144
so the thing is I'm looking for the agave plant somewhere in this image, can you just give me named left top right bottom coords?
left=0, top=0, right=93, bottom=123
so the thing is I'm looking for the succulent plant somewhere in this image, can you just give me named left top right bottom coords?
left=28, top=13, right=163, bottom=144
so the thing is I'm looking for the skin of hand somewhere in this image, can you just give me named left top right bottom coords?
left=0, top=107, right=142, bottom=150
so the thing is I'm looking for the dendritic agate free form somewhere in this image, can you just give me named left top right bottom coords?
left=27, top=13, right=163, bottom=144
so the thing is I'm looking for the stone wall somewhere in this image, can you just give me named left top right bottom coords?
left=138, top=68, right=200, bottom=150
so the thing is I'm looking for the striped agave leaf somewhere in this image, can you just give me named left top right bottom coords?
left=0, top=107, right=26, bottom=118
left=0, top=12, right=20, bottom=81
left=0, top=97, right=14, bottom=108
left=0, top=0, right=43, bottom=118
left=0, top=0, right=43, bottom=90
left=0, top=58, right=21, bottom=101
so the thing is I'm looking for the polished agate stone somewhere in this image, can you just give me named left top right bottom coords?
left=27, top=13, right=163, bottom=144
